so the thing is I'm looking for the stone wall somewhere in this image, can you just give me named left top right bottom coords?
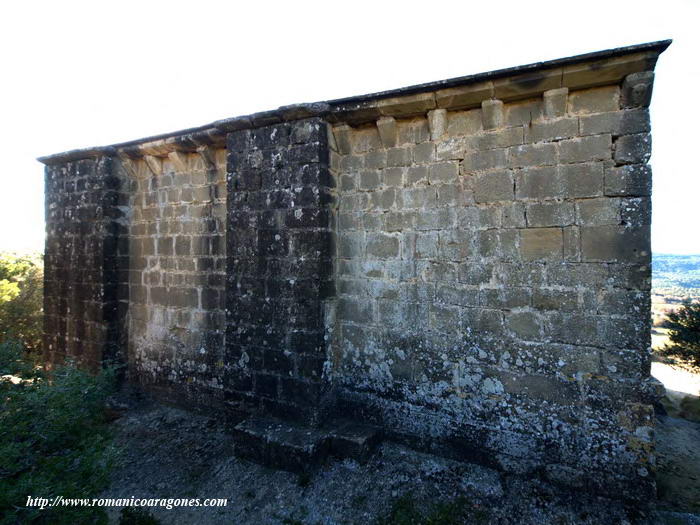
left=40, top=41, right=669, bottom=500
left=122, top=149, right=227, bottom=406
left=224, top=118, right=334, bottom=424
left=44, top=157, right=128, bottom=371
left=328, top=78, right=656, bottom=496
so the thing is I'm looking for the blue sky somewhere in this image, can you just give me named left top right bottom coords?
left=1, top=0, right=698, bottom=254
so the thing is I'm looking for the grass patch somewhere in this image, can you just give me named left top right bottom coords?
left=376, top=494, right=489, bottom=525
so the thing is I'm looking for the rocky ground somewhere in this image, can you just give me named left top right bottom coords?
left=100, top=391, right=700, bottom=525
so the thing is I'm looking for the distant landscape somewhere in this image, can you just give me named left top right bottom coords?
left=652, top=254, right=700, bottom=340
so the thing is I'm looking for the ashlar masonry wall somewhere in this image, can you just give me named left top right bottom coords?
left=40, top=41, right=669, bottom=500
left=122, top=149, right=227, bottom=406
left=329, top=78, right=656, bottom=495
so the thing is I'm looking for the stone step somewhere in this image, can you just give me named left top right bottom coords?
left=232, top=416, right=381, bottom=472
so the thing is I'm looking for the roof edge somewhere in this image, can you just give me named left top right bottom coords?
left=38, top=39, right=671, bottom=165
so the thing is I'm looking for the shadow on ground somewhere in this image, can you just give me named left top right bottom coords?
left=97, top=391, right=700, bottom=525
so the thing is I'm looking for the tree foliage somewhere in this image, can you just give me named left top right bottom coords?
left=661, top=300, right=700, bottom=369
left=0, top=340, right=118, bottom=524
left=0, top=252, right=43, bottom=355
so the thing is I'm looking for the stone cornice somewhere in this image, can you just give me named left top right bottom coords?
left=38, top=39, right=671, bottom=166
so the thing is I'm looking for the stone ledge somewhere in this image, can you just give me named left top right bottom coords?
left=232, top=415, right=382, bottom=472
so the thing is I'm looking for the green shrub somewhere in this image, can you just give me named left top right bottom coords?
left=660, top=301, right=700, bottom=369
left=0, top=340, right=118, bottom=524
left=0, top=252, right=43, bottom=355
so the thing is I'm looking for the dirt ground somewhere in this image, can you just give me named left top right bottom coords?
left=99, top=391, right=700, bottom=525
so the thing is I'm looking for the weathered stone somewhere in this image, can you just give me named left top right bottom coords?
left=42, top=43, right=667, bottom=502
left=436, top=81, right=493, bottom=109
left=559, top=134, right=611, bottom=164
left=621, top=71, right=654, bottom=108
left=509, top=143, right=557, bottom=168
left=526, top=202, right=575, bottom=227
left=604, top=164, right=651, bottom=197
left=579, top=109, right=649, bottom=137
left=474, top=170, right=514, bottom=203
left=519, top=228, right=563, bottom=260
left=559, top=163, right=604, bottom=198
left=447, top=109, right=482, bottom=136
left=576, top=197, right=620, bottom=226
left=482, top=99, right=504, bottom=130
left=580, top=225, right=650, bottom=263
left=462, top=148, right=508, bottom=172
left=428, top=109, right=448, bottom=140
left=543, top=87, right=568, bottom=119
left=614, top=133, right=651, bottom=165
left=376, top=117, right=398, bottom=148
left=567, top=86, right=620, bottom=114
left=526, top=118, right=578, bottom=143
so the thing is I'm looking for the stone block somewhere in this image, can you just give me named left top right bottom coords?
left=509, top=143, right=557, bottom=168
left=576, top=197, right=620, bottom=226
left=579, top=109, right=649, bottom=137
left=364, top=150, right=387, bottom=169
left=436, top=81, right=493, bottom=110
left=563, top=226, right=580, bottom=261
left=519, top=228, right=563, bottom=260
left=620, top=197, right=651, bottom=227
left=505, top=310, right=542, bottom=340
left=526, top=118, right=578, bottom=143
left=621, top=71, right=654, bottom=109
left=416, top=209, right=456, bottom=231
left=462, top=149, right=508, bottom=172
left=413, top=142, right=436, bottom=164
left=474, top=170, right=514, bottom=203
left=501, top=202, right=526, bottom=228
left=543, top=88, right=568, bottom=119
left=604, top=164, right=651, bottom=197
left=436, top=284, right=479, bottom=306
left=439, top=229, right=475, bottom=260
left=383, top=167, right=404, bottom=187
left=378, top=92, right=436, bottom=118
left=429, top=303, right=461, bottom=332
left=457, top=262, right=493, bottom=285
left=506, top=100, right=542, bottom=126
left=567, top=86, right=620, bottom=114
left=338, top=298, right=373, bottom=324
left=415, top=231, right=439, bottom=259
left=526, top=202, right=575, bottom=227
left=482, top=99, right=504, bottom=130
left=402, top=186, right=436, bottom=209
left=406, top=166, right=429, bottom=185
left=480, top=287, right=531, bottom=309
left=376, top=117, right=398, bottom=148
left=359, top=170, right=381, bottom=191
left=397, top=118, right=430, bottom=145
left=515, top=166, right=560, bottom=199
left=327, top=420, right=381, bottom=463
left=614, top=133, right=651, bottom=165
left=469, top=127, right=524, bottom=151
left=532, top=289, right=578, bottom=311
left=580, top=225, right=650, bottom=263
left=387, top=147, right=412, bottom=167
left=429, top=161, right=459, bottom=184
left=366, top=233, right=400, bottom=259
left=559, top=163, right=604, bottom=198
left=428, top=109, right=447, bottom=140
left=559, top=134, right=611, bottom=164
left=447, top=109, right=482, bottom=136
left=333, top=125, right=353, bottom=155
left=493, top=67, right=563, bottom=102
